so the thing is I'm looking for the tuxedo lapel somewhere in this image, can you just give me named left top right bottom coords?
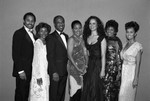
left=22, top=27, right=34, bottom=44
left=54, top=31, right=67, bottom=49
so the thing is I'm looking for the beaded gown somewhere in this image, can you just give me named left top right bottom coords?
left=103, top=36, right=122, bottom=101
left=67, top=35, right=87, bottom=97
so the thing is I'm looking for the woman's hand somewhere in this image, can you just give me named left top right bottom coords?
left=116, top=71, right=121, bottom=81
left=82, top=67, right=87, bottom=75
left=132, top=79, right=138, bottom=88
left=100, top=71, right=105, bottom=79
left=37, top=78, right=43, bottom=86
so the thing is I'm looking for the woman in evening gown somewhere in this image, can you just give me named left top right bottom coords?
left=119, top=21, right=143, bottom=101
left=81, top=16, right=107, bottom=101
left=67, top=20, right=88, bottom=101
left=103, top=20, right=122, bottom=101
left=29, top=22, right=51, bottom=101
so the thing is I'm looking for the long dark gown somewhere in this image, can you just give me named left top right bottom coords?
left=103, top=36, right=122, bottom=101
left=81, top=35, right=105, bottom=101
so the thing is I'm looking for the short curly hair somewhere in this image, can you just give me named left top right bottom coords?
left=71, top=20, right=82, bottom=29
left=35, top=22, right=51, bottom=38
left=125, top=21, right=139, bottom=33
left=53, top=15, right=65, bottom=24
left=23, top=12, right=36, bottom=22
left=105, top=19, right=119, bottom=33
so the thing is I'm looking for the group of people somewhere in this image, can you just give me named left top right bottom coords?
left=12, top=12, right=143, bottom=101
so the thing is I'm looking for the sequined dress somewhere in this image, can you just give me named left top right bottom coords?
left=103, top=36, right=122, bottom=101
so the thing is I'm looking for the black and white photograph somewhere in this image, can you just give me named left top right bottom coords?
left=0, top=0, right=150, bottom=101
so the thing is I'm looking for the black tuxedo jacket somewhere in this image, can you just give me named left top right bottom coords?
left=12, top=27, right=35, bottom=77
left=46, top=30, right=69, bottom=76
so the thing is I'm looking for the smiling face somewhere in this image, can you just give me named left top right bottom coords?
left=89, top=19, right=98, bottom=31
left=73, top=23, right=82, bottom=37
left=126, top=27, right=137, bottom=40
left=106, top=26, right=116, bottom=37
left=38, top=27, right=48, bottom=40
left=54, top=17, right=65, bottom=32
left=23, top=15, right=35, bottom=29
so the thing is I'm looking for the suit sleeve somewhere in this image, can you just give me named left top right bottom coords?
left=12, top=31, right=24, bottom=73
left=46, top=35, right=56, bottom=75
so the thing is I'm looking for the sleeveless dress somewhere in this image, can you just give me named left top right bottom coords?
left=29, top=39, right=49, bottom=101
left=119, top=42, right=143, bottom=101
left=67, top=35, right=87, bottom=97
left=103, top=36, right=122, bottom=101
left=81, top=35, right=105, bottom=101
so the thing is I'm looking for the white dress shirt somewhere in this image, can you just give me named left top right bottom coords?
left=56, top=30, right=67, bottom=48
left=24, top=26, right=35, bottom=43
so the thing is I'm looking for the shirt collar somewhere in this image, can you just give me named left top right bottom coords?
left=56, top=30, right=63, bottom=35
left=24, top=25, right=33, bottom=32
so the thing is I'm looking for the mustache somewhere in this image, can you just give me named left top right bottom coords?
left=27, top=24, right=33, bottom=26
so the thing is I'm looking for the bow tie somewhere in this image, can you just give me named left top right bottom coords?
left=29, top=29, right=34, bottom=34
left=60, top=32, right=65, bottom=35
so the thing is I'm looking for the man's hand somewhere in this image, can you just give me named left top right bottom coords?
left=53, top=73, right=59, bottom=82
left=19, top=72, right=27, bottom=80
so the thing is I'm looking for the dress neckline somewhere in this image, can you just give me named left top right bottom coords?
left=38, top=39, right=46, bottom=46
left=88, top=36, right=99, bottom=46
left=122, top=41, right=136, bottom=53
left=73, top=35, right=82, bottom=45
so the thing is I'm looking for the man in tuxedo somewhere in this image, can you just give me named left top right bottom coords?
left=46, top=15, right=68, bottom=101
left=12, top=12, right=36, bottom=101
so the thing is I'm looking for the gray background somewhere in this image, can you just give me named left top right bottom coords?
left=0, top=0, right=150, bottom=101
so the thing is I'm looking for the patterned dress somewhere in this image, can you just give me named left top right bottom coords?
left=67, top=35, right=87, bottom=97
left=103, top=36, right=122, bottom=101
left=119, top=42, right=143, bottom=101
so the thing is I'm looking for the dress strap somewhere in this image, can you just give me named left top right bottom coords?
left=98, top=34, right=105, bottom=42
